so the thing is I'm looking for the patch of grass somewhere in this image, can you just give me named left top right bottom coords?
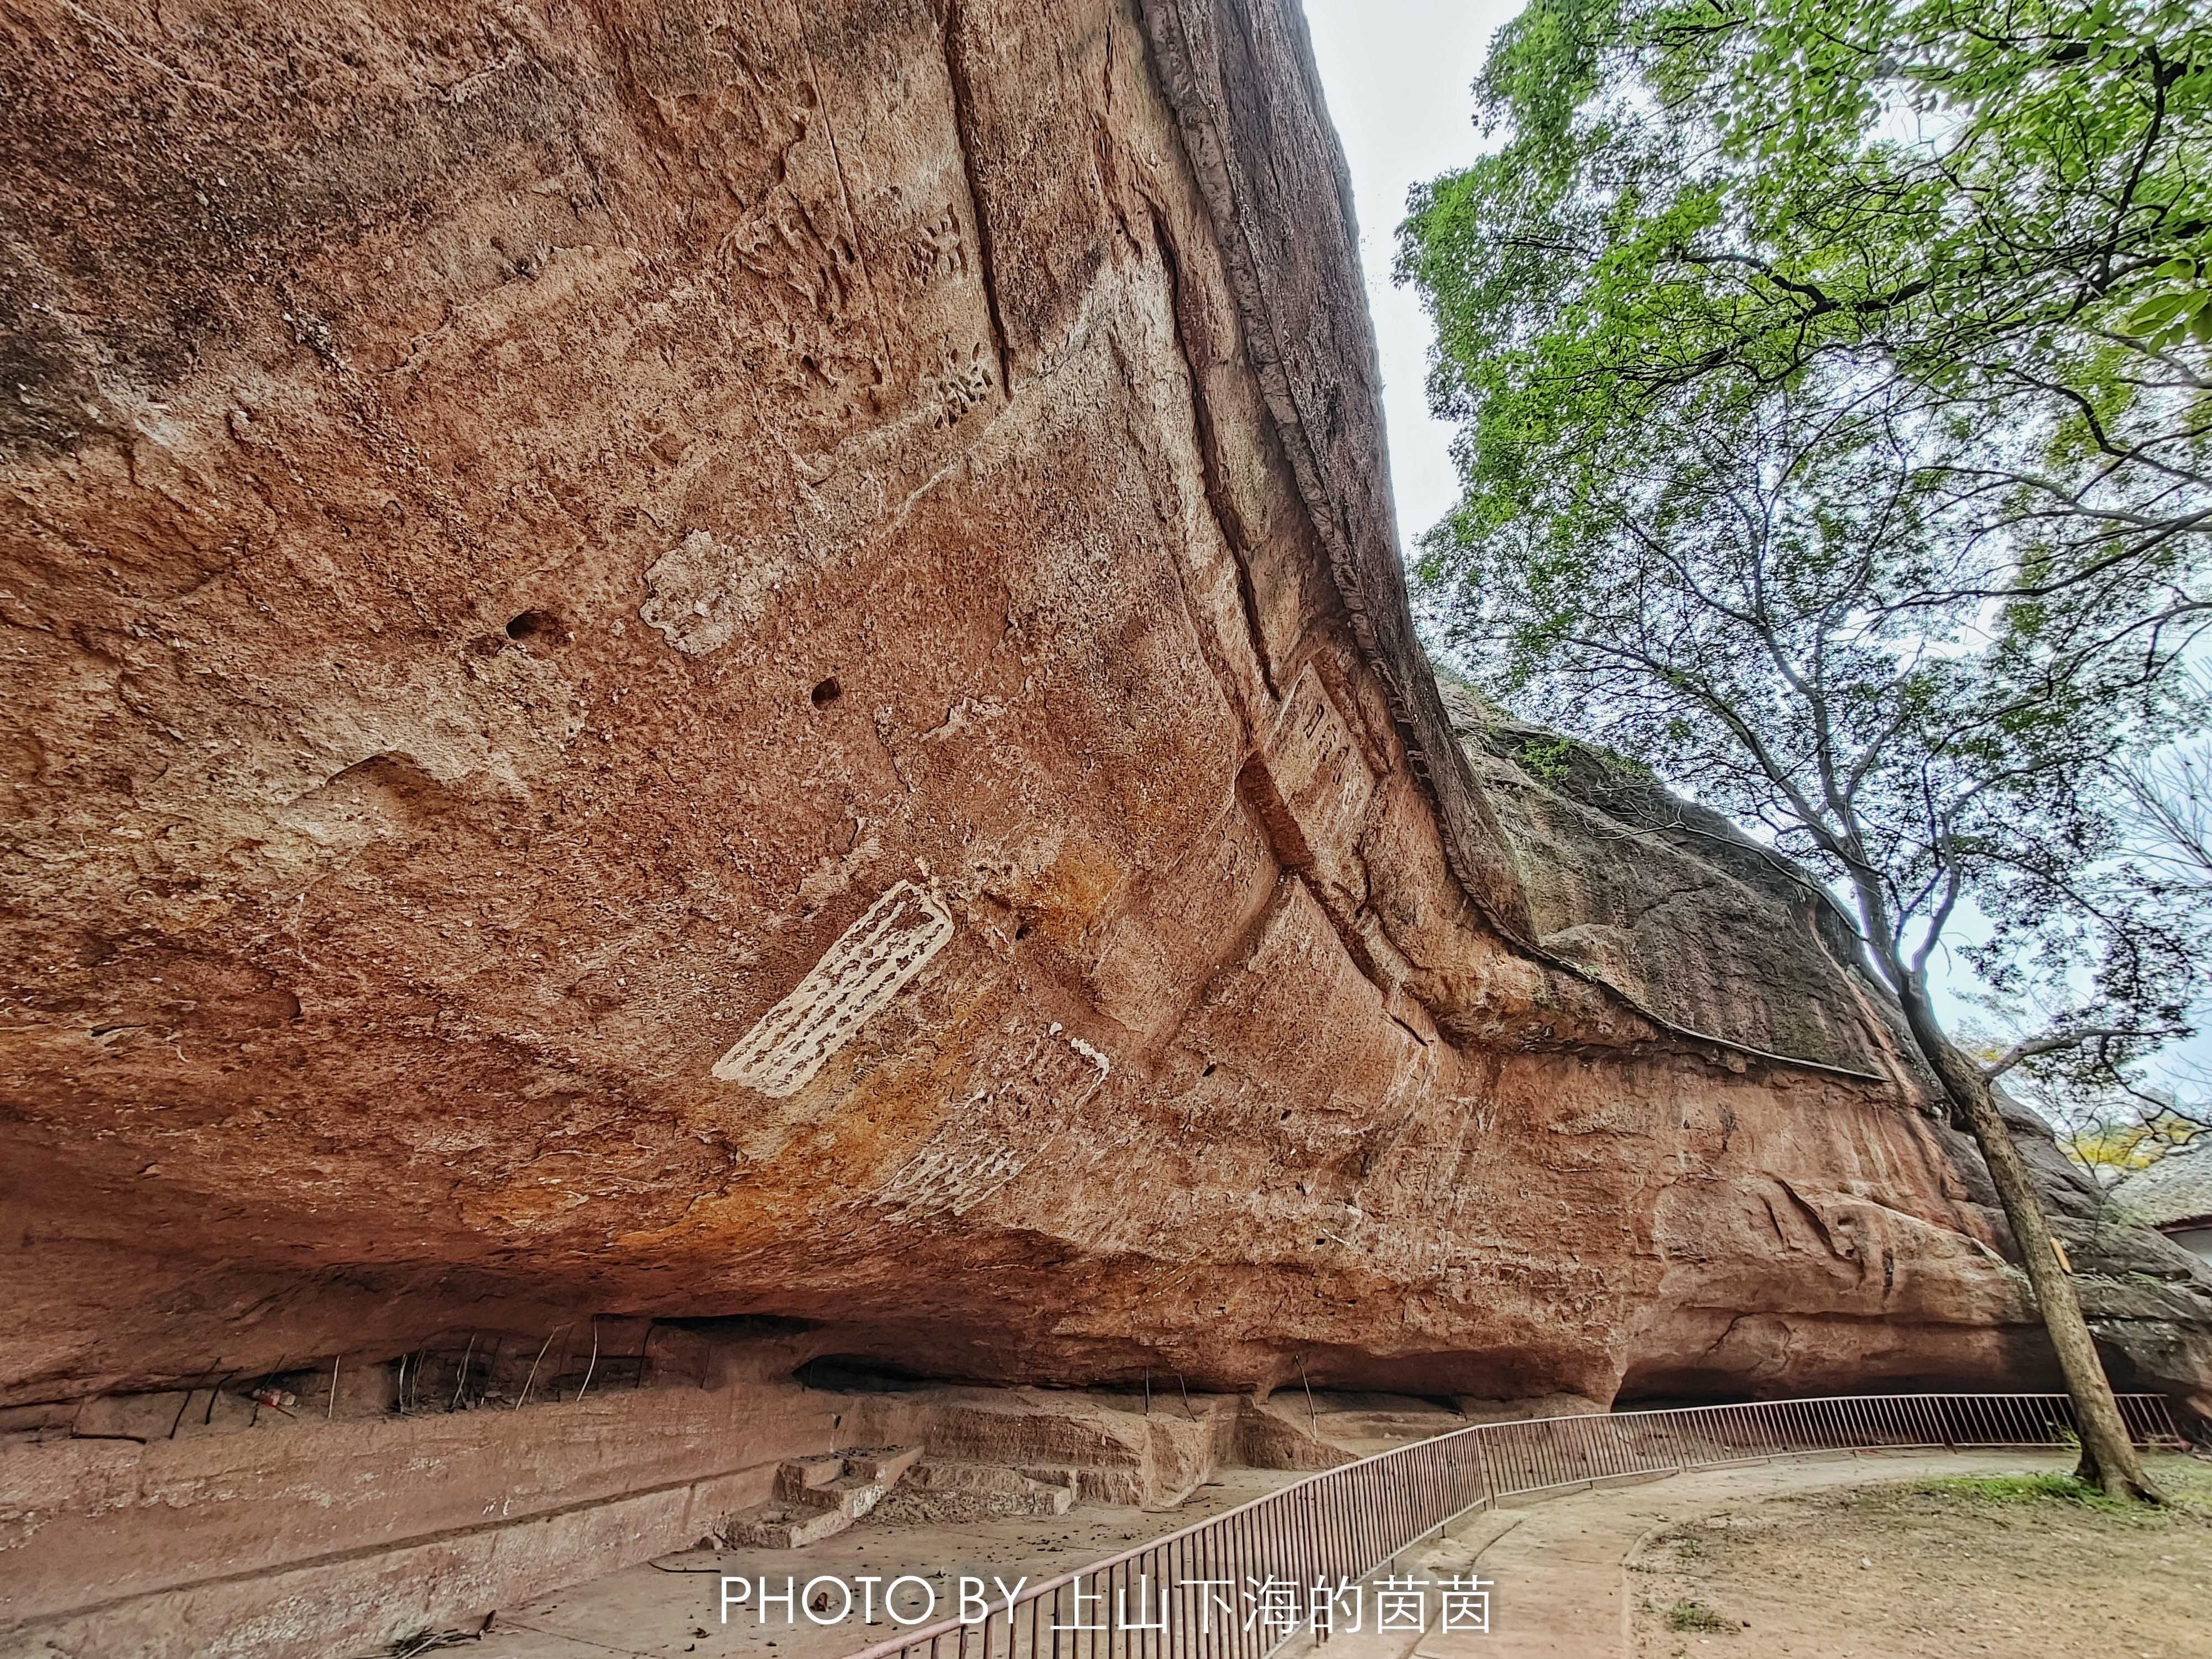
left=1666, top=1600, right=1734, bottom=1634
left=1913, top=1460, right=2212, bottom=1523
left=2151, top=1458, right=2212, bottom=1507
left=1919, top=1472, right=2134, bottom=1512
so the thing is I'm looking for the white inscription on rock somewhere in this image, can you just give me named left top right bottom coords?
left=713, top=881, right=954, bottom=1094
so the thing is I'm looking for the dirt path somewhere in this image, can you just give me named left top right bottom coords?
left=1394, top=1451, right=2071, bottom=1659
left=1627, top=1455, right=2212, bottom=1659
left=459, top=1452, right=2210, bottom=1659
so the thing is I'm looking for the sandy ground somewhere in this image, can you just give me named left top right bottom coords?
left=421, top=1450, right=2212, bottom=1659
left=456, top=1469, right=1301, bottom=1659
left=1627, top=1455, right=2212, bottom=1659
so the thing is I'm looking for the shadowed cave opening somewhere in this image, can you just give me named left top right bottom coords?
left=795, top=1354, right=948, bottom=1393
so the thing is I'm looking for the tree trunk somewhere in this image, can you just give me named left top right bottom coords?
left=1897, top=987, right=2164, bottom=1502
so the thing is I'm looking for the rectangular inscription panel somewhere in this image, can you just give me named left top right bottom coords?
left=713, top=880, right=955, bottom=1095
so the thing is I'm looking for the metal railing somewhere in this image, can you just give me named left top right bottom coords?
left=839, top=1391, right=2183, bottom=1659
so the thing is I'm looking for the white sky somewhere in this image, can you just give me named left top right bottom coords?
left=1302, top=0, right=1527, bottom=549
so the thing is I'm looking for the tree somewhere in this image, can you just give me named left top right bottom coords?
left=1415, top=375, right=2201, bottom=1500
left=2016, top=1069, right=2205, bottom=1182
left=1397, top=0, right=2212, bottom=1500
left=2023, top=709, right=2212, bottom=1182
left=1985, top=672, right=2212, bottom=1183
left=1400, top=0, right=2211, bottom=653
left=2114, top=698, right=2212, bottom=897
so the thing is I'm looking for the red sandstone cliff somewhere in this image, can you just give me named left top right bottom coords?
left=2, top=1, right=2207, bottom=1652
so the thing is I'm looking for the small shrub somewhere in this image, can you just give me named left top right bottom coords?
left=1514, top=734, right=1576, bottom=781
left=1667, top=1600, right=1733, bottom=1633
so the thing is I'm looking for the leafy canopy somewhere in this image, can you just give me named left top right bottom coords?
left=1398, top=0, right=2212, bottom=1083
left=1401, top=0, right=2212, bottom=601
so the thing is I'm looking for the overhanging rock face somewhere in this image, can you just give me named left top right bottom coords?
left=2, top=0, right=2209, bottom=1646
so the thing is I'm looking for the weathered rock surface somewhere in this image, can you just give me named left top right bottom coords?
left=1442, top=700, right=2212, bottom=1405
left=2, top=0, right=2207, bottom=1652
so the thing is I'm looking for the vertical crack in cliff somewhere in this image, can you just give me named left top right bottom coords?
left=1149, top=204, right=1281, bottom=701
left=938, top=0, right=1014, bottom=395
left=1100, top=325, right=1261, bottom=773
left=790, top=18, right=897, bottom=377
left=1232, top=749, right=1408, bottom=1021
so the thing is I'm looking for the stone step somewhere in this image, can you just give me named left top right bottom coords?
left=900, top=1459, right=1077, bottom=1517
left=717, top=1500, right=855, bottom=1550
left=776, top=1452, right=847, bottom=1491
left=843, top=1444, right=924, bottom=1485
left=771, top=1446, right=920, bottom=1515
left=721, top=1446, right=922, bottom=1547
left=820, top=1474, right=894, bottom=1520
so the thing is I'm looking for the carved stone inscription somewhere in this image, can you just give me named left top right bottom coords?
left=714, top=881, right=956, bottom=1095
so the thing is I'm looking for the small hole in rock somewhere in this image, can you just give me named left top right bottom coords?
left=811, top=676, right=843, bottom=706
left=507, top=609, right=558, bottom=642
left=1201, top=1062, right=1217, bottom=1077
left=1014, top=922, right=1030, bottom=941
